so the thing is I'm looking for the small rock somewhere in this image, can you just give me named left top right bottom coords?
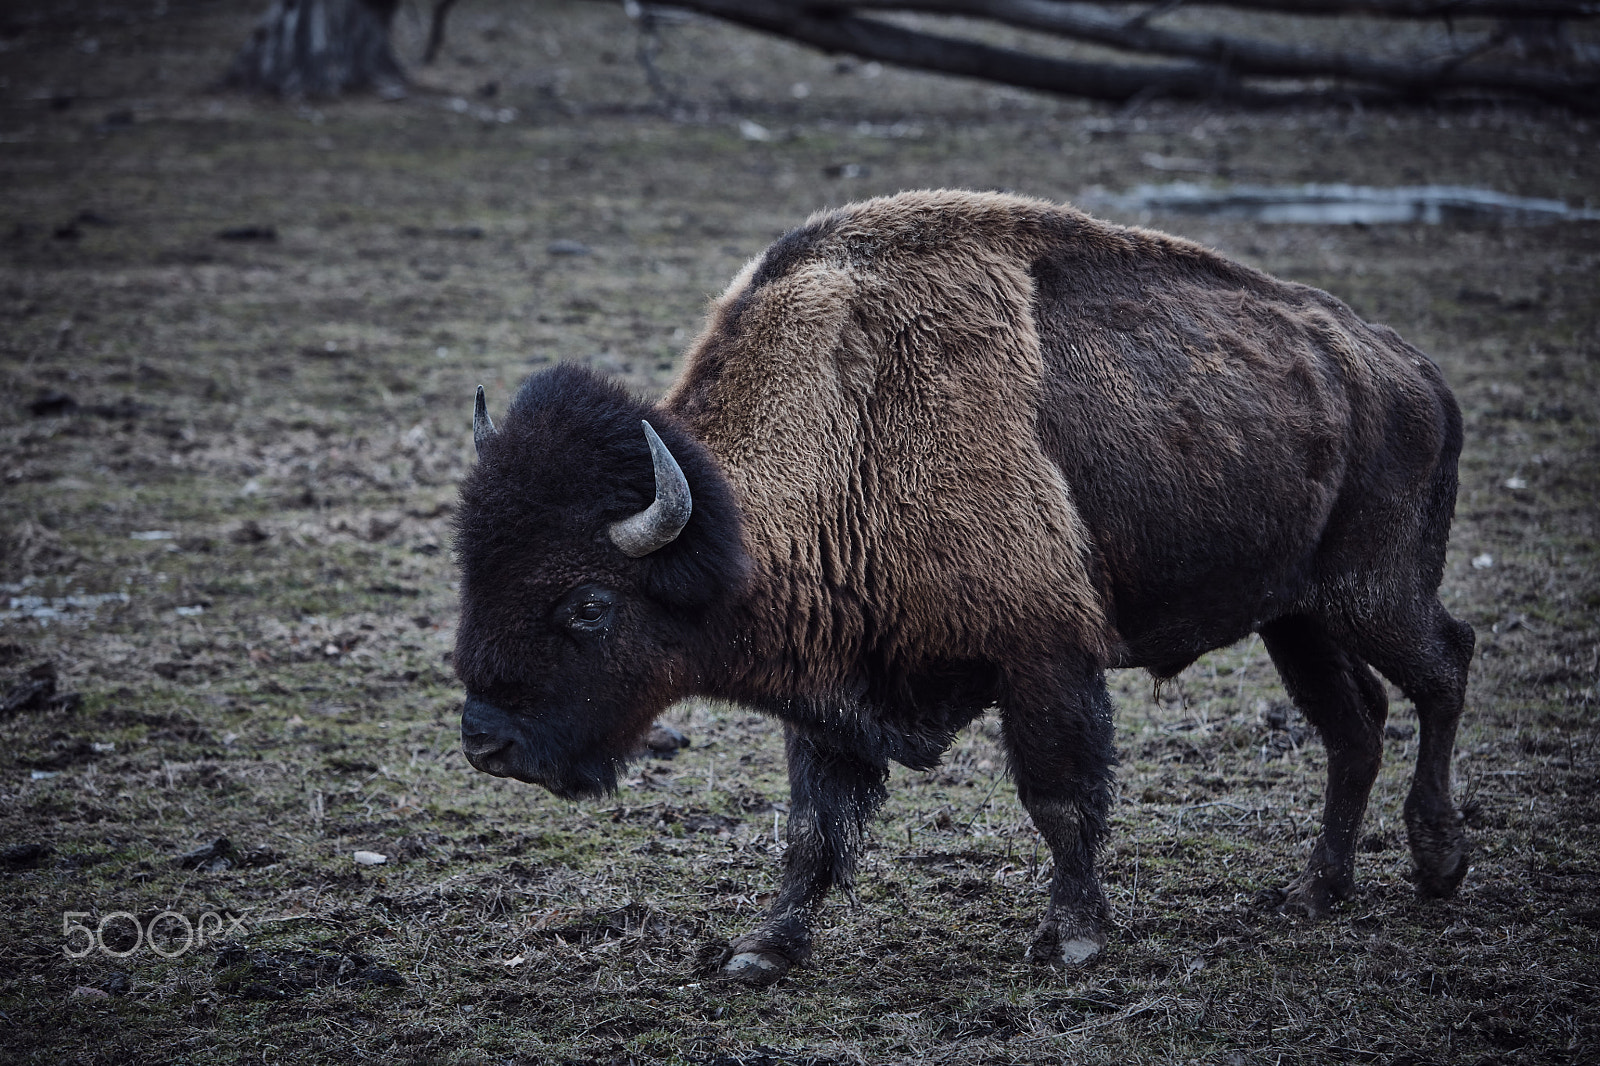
left=27, top=389, right=79, bottom=417
left=1503, top=476, right=1527, bottom=490
left=363, top=513, right=403, bottom=542
left=823, top=163, right=869, bottom=179
left=3, top=674, right=53, bottom=717
left=216, top=225, right=277, bottom=242
left=353, top=850, right=387, bottom=866
left=1471, top=553, right=1494, bottom=569
left=1, top=842, right=47, bottom=868
left=86, top=397, right=143, bottom=421
left=70, top=986, right=110, bottom=999
left=3, top=662, right=76, bottom=717
left=546, top=239, right=591, bottom=256
left=230, top=520, right=271, bottom=545
left=175, top=837, right=233, bottom=869
left=644, top=722, right=690, bottom=757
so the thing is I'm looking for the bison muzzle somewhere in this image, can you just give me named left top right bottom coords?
left=452, top=190, right=1474, bottom=985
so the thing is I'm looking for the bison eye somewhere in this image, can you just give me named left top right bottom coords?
left=562, top=586, right=617, bottom=632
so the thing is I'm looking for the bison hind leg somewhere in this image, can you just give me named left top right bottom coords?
left=1348, top=600, right=1475, bottom=899
left=1259, top=615, right=1389, bottom=918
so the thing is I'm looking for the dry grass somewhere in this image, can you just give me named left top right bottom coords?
left=1, top=1, right=1597, bottom=1063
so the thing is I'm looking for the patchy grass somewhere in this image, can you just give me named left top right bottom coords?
left=1, top=0, right=1597, bottom=1062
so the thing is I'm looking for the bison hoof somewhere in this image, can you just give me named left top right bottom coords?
left=1278, top=871, right=1352, bottom=919
left=1407, top=818, right=1468, bottom=899
left=1412, top=840, right=1468, bottom=898
left=721, top=949, right=793, bottom=986
left=1027, top=916, right=1107, bottom=970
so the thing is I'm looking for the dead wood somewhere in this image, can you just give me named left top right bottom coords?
left=630, top=0, right=1597, bottom=109
left=827, top=0, right=1598, bottom=109
left=422, top=0, right=460, bottom=65
left=1109, top=0, right=1598, bottom=17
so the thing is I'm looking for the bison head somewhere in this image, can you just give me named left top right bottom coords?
left=452, top=364, right=749, bottom=798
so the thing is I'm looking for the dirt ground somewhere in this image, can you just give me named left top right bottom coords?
left=1, top=1, right=1597, bottom=1063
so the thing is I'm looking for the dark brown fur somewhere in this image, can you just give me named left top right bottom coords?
left=455, top=190, right=1473, bottom=982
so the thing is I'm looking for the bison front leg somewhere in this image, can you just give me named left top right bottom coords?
left=1002, top=658, right=1117, bottom=969
left=719, top=721, right=888, bottom=986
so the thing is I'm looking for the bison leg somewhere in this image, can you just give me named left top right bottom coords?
left=1351, top=601, right=1475, bottom=899
left=720, top=721, right=888, bottom=986
left=1260, top=615, right=1390, bottom=917
left=1001, top=658, right=1116, bottom=968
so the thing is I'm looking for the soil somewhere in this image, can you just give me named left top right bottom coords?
left=1, top=1, right=1597, bottom=1063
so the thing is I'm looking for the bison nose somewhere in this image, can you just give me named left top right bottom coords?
left=462, top=732, right=512, bottom=758
left=460, top=695, right=516, bottom=762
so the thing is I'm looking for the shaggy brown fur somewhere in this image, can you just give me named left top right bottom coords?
left=669, top=190, right=1456, bottom=686
left=455, top=189, right=1472, bottom=984
left=668, top=191, right=1110, bottom=693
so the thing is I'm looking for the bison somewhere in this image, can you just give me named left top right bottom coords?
left=454, top=190, right=1473, bottom=984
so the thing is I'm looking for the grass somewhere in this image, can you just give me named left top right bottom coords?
left=1, top=0, right=1597, bottom=1062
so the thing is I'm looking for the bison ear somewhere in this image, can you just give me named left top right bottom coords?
left=473, top=385, right=497, bottom=458
left=608, top=420, right=692, bottom=557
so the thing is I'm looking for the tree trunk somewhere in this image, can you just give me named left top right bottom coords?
left=223, top=0, right=406, bottom=99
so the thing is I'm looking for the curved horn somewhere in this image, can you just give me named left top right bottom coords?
left=608, top=420, right=692, bottom=558
left=473, top=385, right=496, bottom=458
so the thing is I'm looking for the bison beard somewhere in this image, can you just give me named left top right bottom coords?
left=452, top=190, right=1474, bottom=985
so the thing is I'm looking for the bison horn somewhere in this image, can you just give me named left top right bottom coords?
left=608, top=420, right=692, bottom=557
left=473, top=385, right=496, bottom=458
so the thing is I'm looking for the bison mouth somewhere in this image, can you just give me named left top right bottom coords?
left=460, top=696, right=616, bottom=799
left=461, top=733, right=516, bottom=777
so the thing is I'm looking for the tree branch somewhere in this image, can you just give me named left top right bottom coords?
left=632, top=0, right=1386, bottom=105
left=1087, top=0, right=1600, bottom=16
left=422, top=0, right=460, bottom=65
left=825, top=0, right=1598, bottom=107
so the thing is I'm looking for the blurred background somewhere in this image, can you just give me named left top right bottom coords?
left=1, top=2, right=1597, bottom=1063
